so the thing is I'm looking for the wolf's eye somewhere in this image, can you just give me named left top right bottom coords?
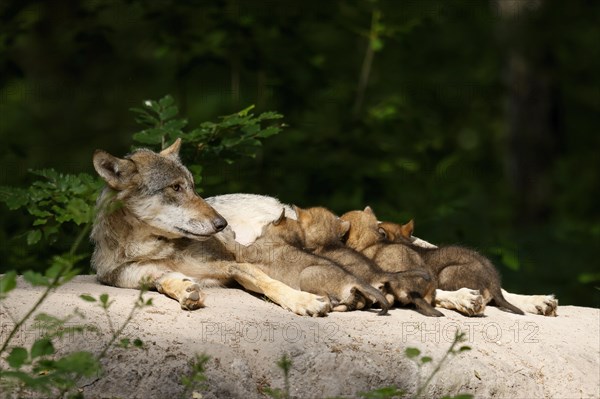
left=171, top=184, right=181, bottom=192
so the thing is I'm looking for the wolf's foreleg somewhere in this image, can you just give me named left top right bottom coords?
left=228, top=263, right=330, bottom=316
left=97, top=263, right=205, bottom=310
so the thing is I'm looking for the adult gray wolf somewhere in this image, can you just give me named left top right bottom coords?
left=90, top=139, right=329, bottom=316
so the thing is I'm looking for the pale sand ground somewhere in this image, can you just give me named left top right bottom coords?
left=1, top=276, right=598, bottom=399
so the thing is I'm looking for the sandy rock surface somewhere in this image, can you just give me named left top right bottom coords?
left=1, top=276, right=598, bottom=399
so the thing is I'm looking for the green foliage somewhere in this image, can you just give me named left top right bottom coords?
left=0, top=271, right=17, bottom=299
left=409, top=332, right=472, bottom=399
left=131, top=95, right=284, bottom=184
left=360, top=386, right=406, bottom=399
left=181, top=354, right=211, bottom=398
left=358, top=332, right=473, bottom=399
left=262, top=353, right=292, bottom=399
left=0, top=170, right=102, bottom=246
left=1, top=285, right=151, bottom=397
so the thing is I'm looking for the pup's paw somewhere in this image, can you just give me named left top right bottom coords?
left=286, top=291, right=330, bottom=317
left=180, top=283, right=206, bottom=310
left=454, top=288, right=486, bottom=316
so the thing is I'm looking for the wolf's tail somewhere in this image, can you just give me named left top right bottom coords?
left=357, top=284, right=391, bottom=316
left=492, top=288, right=524, bottom=315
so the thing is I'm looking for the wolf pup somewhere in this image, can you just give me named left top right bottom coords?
left=218, top=210, right=391, bottom=314
left=380, top=219, right=557, bottom=316
left=90, top=139, right=329, bottom=316
left=295, top=206, right=432, bottom=314
left=341, top=207, right=453, bottom=317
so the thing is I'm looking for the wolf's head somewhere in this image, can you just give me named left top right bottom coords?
left=92, top=139, right=227, bottom=240
left=377, top=220, right=414, bottom=243
left=340, top=206, right=383, bottom=251
left=294, top=206, right=349, bottom=250
left=259, top=209, right=305, bottom=247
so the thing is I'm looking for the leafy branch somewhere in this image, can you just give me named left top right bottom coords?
left=130, top=95, right=285, bottom=184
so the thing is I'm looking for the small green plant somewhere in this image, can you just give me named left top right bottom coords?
left=0, top=271, right=151, bottom=398
left=262, top=353, right=292, bottom=399
left=405, top=331, right=472, bottom=399
left=358, top=331, right=473, bottom=399
left=181, top=353, right=211, bottom=399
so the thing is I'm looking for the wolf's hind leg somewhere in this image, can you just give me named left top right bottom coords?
left=435, top=288, right=486, bottom=316
left=501, top=289, right=557, bottom=316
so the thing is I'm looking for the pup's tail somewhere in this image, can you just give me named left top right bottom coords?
left=413, top=296, right=444, bottom=317
left=492, top=288, right=525, bottom=315
left=357, top=284, right=391, bottom=316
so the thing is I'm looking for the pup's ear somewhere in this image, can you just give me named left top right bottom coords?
left=93, top=150, right=137, bottom=190
left=364, top=206, right=375, bottom=216
left=339, top=220, right=351, bottom=237
left=273, top=209, right=286, bottom=226
left=160, top=138, right=182, bottom=158
left=378, top=227, right=388, bottom=240
left=401, top=219, right=414, bottom=237
left=293, top=205, right=304, bottom=220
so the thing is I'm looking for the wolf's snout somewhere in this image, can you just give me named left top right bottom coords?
left=212, top=217, right=228, bottom=232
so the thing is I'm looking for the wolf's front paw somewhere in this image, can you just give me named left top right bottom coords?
left=454, top=288, right=485, bottom=316
left=286, top=291, right=330, bottom=317
left=180, top=283, right=206, bottom=310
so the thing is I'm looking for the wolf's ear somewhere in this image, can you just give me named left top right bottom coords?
left=364, top=206, right=375, bottom=216
left=293, top=205, right=304, bottom=219
left=93, top=150, right=137, bottom=190
left=273, top=209, right=286, bottom=226
left=339, top=220, right=351, bottom=237
left=160, top=138, right=182, bottom=158
left=401, top=219, right=414, bottom=237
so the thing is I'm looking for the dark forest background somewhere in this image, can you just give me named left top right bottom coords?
left=0, top=0, right=598, bottom=307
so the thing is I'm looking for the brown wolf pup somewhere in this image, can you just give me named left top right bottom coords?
left=219, top=210, right=391, bottom=315
left=294, top=206, right=431, bottom=314
left=90, top=139, right=329, bottom=316
left=341, top=208, right=451, bottom=317
left=378, top=219, right=525, bottom=315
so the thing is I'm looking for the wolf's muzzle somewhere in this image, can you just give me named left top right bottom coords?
left=212, top=217, right=228, bottom=232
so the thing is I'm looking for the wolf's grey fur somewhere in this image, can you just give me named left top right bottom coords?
left=90, top=140, right=329, bottom=316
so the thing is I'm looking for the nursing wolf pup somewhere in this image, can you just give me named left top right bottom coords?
left=218, top=210, right=391, bottom=314
left=341, top=208, right=461, bottom=317
left=294, top=206, right=433, bottom=314
left=380, top=219, right=557, bottom=316
left=90, top=139, right=329, bottom=316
